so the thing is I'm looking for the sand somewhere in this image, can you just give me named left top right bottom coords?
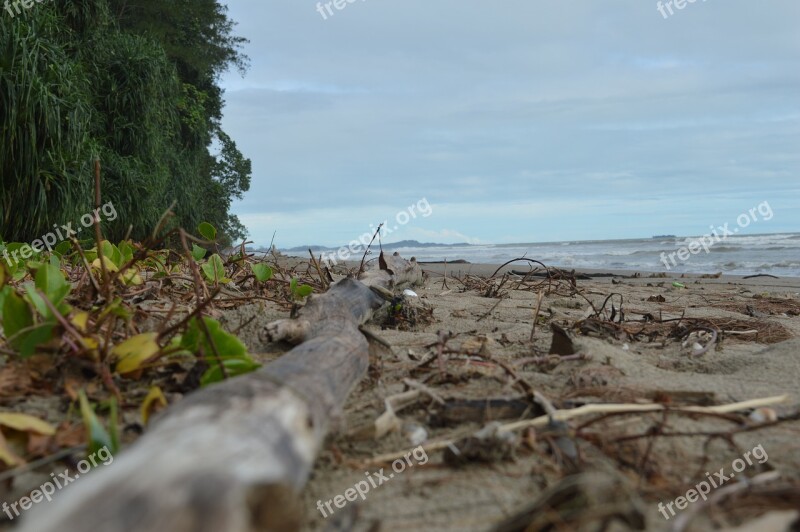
left=2, top=257, right=799, bottom=531
left=238, top=259, right=799, bottom=531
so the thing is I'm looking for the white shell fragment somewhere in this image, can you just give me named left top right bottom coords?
left=749, top=407, right=778, bottom=424
left=402, top=289, right=418, bottom=297
left=402, top=421, right=428, bottom=446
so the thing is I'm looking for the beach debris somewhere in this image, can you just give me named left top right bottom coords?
left=679, top=326, right=718, bottom=356
left=549, top=322, right=577, bottom=355
left=748, top=407, right=778, bottom=424
left=429, top=397, right=543, bottom=426
left=477, top=297, right=506, bottom=321
left=672, top=282, right=686, bottom=289
left=460, top=335, right=496, bottom=355
left=402, top=377, right=446, bottom=404
left=745, top=304, right=769, bottom=318
left=717, top=296, right=800, bottom=317
left=530, top=289, right=545, bottom=340
left=516, top=352, right=591, bottom=370
left=350, top=389, right=422, bottom=440
left=647, top=294, right=666, bottom=302
left=443, top=421, right=518, bottom=465
left=402, top=288, right=418, bottom=297
left=377, top=292, right=435, bottom=331
left=363, top=394, right=790, bottom=469
left=433, top=330, right=454, bottom=376
left=533, top=391, right=580, bottom=469
left=402, top=421, right=428, bottom=446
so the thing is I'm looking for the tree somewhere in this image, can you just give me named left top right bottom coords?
left=0, top=0, right=251, bottom=244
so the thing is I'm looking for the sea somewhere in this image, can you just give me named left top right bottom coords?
left=385, top=233, right=800, bottom=277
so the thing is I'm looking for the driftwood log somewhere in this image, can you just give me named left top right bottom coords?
left=20, top=253, right=422, bottom=532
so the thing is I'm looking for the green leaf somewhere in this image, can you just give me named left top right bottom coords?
left=0, top=286, right=12, bottom=318
left=53, top=241, right=72, bottom=257
left=201, top=253, right=229, bottom=283
left=197, top=222, right=217, bottom=241
left=191, top=244, right=206, bottom=261
left=182, top=317, right=248, bottom=359
left=290, top=278, right=313, bottom=299
left=295, top=284, right=313, bottom=298
left=200, top=358, right=261, bottom=386
left=2, top=291, right=33, bottom=338
left=180, top=317, right=259, bottom=386
left=4, top=257, right=19, bottom=278
left=118, top=241, right=134, bottom=265
left=251, top=263, right=272, bottom=282
left=78, top=390, right=113, bottom=457
left=24, top=284, right=50, bottom=320
left=9, top=323, right=56, bottom=359
left=22, top=263, right=70, bottom=321
left=34, top=263, right=70, bottom=307
left=100, top=241, right=122, bottom=268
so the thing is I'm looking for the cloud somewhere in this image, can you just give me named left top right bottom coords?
left=221, top=0, right=800, bottom=247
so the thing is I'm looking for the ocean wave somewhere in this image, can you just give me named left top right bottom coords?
left=767, top=260, right=800, bottom=268
left=709, top=246, right=741, bottom=253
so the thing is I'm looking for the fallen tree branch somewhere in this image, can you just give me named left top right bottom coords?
left=21, top=253, right=422, bottom=532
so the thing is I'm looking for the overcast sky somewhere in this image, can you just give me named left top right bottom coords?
left=219, top=1, right=800, bottom=248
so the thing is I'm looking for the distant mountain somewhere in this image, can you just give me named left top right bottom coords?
left=383, top=240, right=471, bottom=249
left=281, top=240, right=470, bottom=252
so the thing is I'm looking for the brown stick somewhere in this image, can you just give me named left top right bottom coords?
left=530, top=289, right=544, bottom=341
left=362, top=395, right=789, bottom=466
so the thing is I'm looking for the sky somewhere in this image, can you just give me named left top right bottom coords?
left=218, top=0, right=800, bottom=248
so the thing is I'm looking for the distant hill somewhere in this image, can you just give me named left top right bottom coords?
left=281, top=240, right=470, bottom=252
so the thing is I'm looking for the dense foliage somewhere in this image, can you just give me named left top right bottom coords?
left=0, top=0, right=251, bottom=244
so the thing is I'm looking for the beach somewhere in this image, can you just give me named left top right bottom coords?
left=216, top=257, right=800, bottom=531
left=2, top=256, right=798, bottom=531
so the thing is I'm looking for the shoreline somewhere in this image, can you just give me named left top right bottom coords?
left=299, top=255, right=800, bottom=284
left=419, top=263, right=800, bottom=283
